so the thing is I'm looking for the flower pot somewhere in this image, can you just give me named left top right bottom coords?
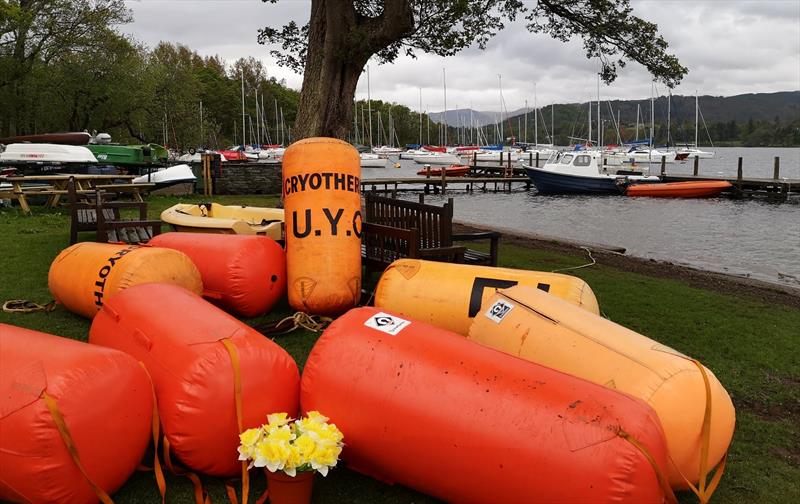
left=265, top=470, right=315, bottom=504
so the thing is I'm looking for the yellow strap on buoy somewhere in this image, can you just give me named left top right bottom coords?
left=668, top=359, right=728, bottom=503
left=162, top=437, right=209, bottom=504
left=42, top=391, right=114, bottom=504
left=617, top=427, right=678, bottom=504
left=222, top=338, right=249, bottom=504
left=138, top=362, right=166, bottom=503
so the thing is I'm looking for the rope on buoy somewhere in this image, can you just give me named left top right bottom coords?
left=2, top=299, right=56, bottom=314
left=256, top=312, right=333, bottom=337
left=551, top=247, right=597, bottom=273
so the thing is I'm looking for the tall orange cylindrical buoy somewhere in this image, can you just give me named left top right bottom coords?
left=282, top=137, right=362, bottom=316
left=149, top=232, right=286, bottom=317
left=468, top=285, right=735, bottom=490
left=375, top=258, right=599, bottom=335
left=0, top=324, right=152, bottom=504
left=48, top=242, right=203, bottom=318
left=302, top=308, right=671, bottom=504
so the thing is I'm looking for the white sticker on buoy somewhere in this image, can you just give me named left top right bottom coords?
left=485, top=300, right=514, bottom=323
left=364, top=312, right=411, bottom=336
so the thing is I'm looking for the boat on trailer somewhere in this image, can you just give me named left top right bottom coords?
left=626, top=180, right=731, bottom=198
left=524, top=150, right=658, bottom=195
left=0, top=143, right=97, bottom=165
left=133, top=164, right=196, bottom=191
left=0, top=132, right=92, bottom=145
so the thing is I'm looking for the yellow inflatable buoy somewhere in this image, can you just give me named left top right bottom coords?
left=468, top=284, right=735, bottom=491
left=374, top=259, right=599, bottom=335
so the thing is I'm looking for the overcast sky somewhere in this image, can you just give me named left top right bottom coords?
left=123, top=0, right=800, bottom=113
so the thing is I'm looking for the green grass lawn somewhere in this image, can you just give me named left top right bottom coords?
left=1, top=195, right=798, bottom=503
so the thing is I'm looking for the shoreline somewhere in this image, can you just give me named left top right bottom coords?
left=454, top=220, right=800, bottom=309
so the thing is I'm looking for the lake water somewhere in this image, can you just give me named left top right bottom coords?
left=362, top=147, right=800, bottom=288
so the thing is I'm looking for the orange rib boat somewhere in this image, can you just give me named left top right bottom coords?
left=627, top=180, right=731, bottom=198
left=416, top=164, right=470, bottom=177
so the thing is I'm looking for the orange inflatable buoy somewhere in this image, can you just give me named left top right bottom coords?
left=282, top=137, right=362, bottom=315
left=48, top=242, right=202, bottom=318
left=301, top=307, right=672, bottom=503
left=89, top=283, right=300, bottom=477
left=374, top=258, right=599, bottom=334
left=149, top=232, right=286, bottom=317
left=0, top=323, right=152, bottom=504
left=469, top=285, right=735, bottom=490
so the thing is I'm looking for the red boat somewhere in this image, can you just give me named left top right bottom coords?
left=217, top=150, right=248, bottom=161
left=626, top=180, right=732, bottom=198
left=0, top=132, right=91, bottom=145
left=417, top=164, right=470, bottom=177
left=422, top=145, right=446, bottom=153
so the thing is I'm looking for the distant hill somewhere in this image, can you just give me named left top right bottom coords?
left=428, top=91, right=800, bottom=127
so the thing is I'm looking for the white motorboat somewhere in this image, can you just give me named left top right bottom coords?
left=412, top=152, right=461, bottom=165
left=399, top=149, right=426, bottom=160
left=133, top=164, right=197, bottom=190
left=372, top=146, right=403, bottom=156
left=677, top=146, right=715, bottom=159
left=0, top=143, right=97, bottom=164
left=624, top=147, right=678, bottom=164
left=523, top=150, right=659, bottom=195
left=360, top=153, right=387, bottom=168
left=473, top=149, right=521, bottom=162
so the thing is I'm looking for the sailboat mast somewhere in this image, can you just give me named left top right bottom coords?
left=367, top=65, right=373, bottom=148
left=667, top=91, right=671, bottom=146
left=498, top=74, right=503, bottom=144
left=442, top=68, right=447, bottom=146
left=597, top=72, right=601, bottom=147
left=418, top=88, right=422, bottom=146
left=695, top=91, right=699, bottom=147
left=274, top=99, right=279, bottom=145
left=551, top=103, right=554, bottom=145
left=588, top=98, right=592, bottom=146
left=241, top=68, right=247, bottom=147
left=534, top=83, right=538, bottom=146
left=524, top=100, right=528, bottom=144
left=199, top=100, right=203, bottom=148
left=650, top=81, right=655, bottom=150
left=636, top=104, right=640, bottom=141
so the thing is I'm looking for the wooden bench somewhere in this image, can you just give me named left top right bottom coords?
left=67, top=177, right=161, bottom=244
left=362, top=192, right=500, bottom=271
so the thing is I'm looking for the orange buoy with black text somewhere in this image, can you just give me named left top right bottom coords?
left=48, top=242, right=202, bottom=318
left=374, top=258, right=599, bottom=335
left=282, top=137, right=362, bottom=315
left=0, top=323, right=152, bottom=504
left=301, top=307, right=673, bottom=503
left=149, top=232, right=286, bottom=317
left=89, top=283, right=300, bottom=477
left=468, top=284, right=735, bottom=493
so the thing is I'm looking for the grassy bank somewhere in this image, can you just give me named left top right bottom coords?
left=1, top=195, right=798, bottom=503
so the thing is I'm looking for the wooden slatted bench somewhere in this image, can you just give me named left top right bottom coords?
left=362, top=192, right=500, bottom=271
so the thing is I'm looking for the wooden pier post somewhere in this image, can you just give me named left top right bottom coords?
left=425, top=164, right=431, bottom=178
left=737, top=157, right=743, bottom=191
left=660, top=156, right=666, bottom=177
left=774, top=157, right=780, bottom=179
left=535, top=152, right=540, bottom=167
left=441, top=166, right=447, bottom=195
left=693, top=156, right=699, bottom=176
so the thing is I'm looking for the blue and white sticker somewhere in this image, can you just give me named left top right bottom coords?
left=485, top=300, right=514, bottom=323
left=364, top=312, right=411, bottom=335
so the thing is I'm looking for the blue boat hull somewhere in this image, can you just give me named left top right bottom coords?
left=525, top=167, right=623, bottom=195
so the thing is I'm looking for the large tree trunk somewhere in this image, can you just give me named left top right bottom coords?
left=293, top=0, right=414, bottom=141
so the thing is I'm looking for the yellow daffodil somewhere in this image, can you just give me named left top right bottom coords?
left=237, top=411, right=344, bottom=477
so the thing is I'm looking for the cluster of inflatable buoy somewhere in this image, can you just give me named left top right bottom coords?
left=1, top=137, right=734, bottom=504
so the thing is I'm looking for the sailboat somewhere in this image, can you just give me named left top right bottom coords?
left=678, top=92, right=715, bottom=159
left=360, top=65, right=387, bottom=168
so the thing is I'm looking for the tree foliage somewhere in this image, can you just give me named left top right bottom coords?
left=260, top=0, right=687, bottom=86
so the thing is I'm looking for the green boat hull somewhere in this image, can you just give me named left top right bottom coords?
left=87, top=143, right=168, bottom=166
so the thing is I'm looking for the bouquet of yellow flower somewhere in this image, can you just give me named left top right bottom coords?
left=237, top=411, right=344, bottom=477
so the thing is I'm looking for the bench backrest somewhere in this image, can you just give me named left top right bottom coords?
left=364, top=192, right=454, bottom=249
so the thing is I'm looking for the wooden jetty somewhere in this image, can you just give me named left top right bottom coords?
left=362, top=175, right=531, bottom=195
left=658, top=156, right=798, bottom=201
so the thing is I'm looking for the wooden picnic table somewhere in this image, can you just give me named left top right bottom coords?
left=0, top=174, right=151, bottom=215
